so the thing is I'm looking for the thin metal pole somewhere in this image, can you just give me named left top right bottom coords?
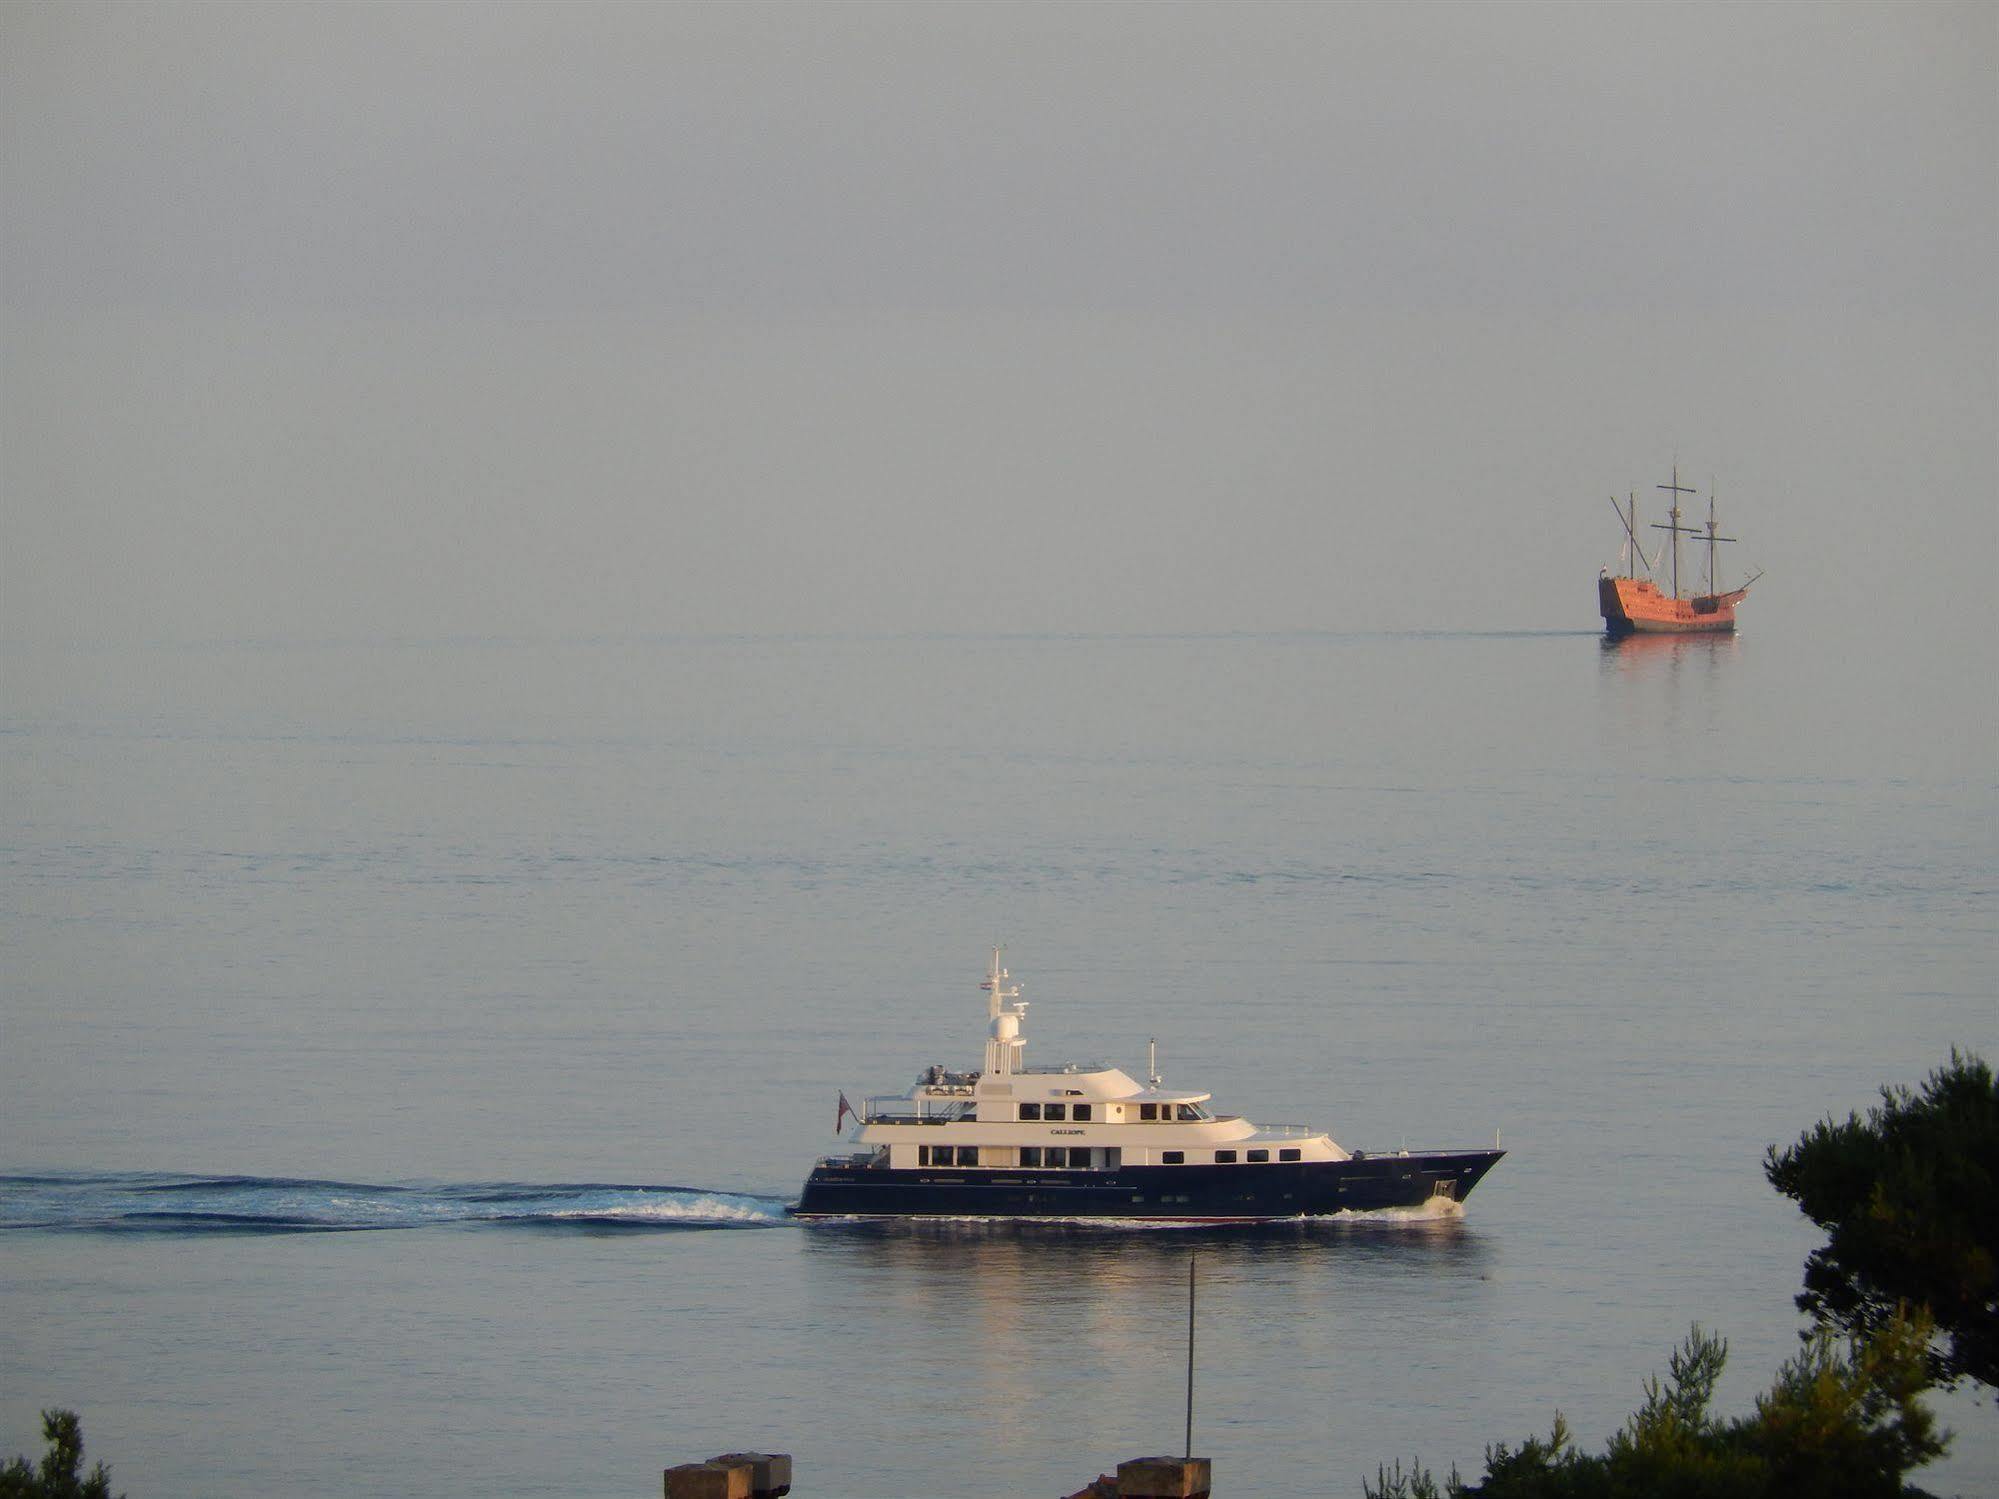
left=1185, top=1252, right=1196, bottom=1459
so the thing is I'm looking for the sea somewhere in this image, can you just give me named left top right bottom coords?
left=2, top=627, right=1993, bottom=1497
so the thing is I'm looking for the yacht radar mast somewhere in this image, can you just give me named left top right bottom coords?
left=980, top=946, right=1026, bottom=1077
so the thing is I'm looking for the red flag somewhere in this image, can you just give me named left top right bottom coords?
left=836, top=1092, right=856, bottom=1132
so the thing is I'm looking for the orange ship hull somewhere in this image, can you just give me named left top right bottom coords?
left=1599, top=576, right=1748, bottom=637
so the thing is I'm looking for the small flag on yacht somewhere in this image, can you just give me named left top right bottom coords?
left=836, top=1092, right=856, bottom=1131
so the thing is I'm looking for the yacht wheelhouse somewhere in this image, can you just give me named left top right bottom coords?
left=792, top=950, right=1503, bottom=1222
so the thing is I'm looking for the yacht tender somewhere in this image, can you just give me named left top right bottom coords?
left=791, top=950, right=1504, bottom=1222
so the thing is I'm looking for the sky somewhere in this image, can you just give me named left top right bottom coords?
left=3, top=0, right=1994, bottom=643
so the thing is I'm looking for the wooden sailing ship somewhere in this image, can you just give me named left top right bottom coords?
left=1599, top=467, right=1759, bottom=636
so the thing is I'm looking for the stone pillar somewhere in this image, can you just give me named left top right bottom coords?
left=709, top=1452, right=792, bottom=1497
left=1116, top=1455, right=1212, bottom=1498
left=664, top=1461, right=752, bottom=1499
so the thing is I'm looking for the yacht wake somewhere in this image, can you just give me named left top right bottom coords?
left=1330, top=1194, right=1467, bottom=1223
left=0, top=1172, right=792, bottom=1235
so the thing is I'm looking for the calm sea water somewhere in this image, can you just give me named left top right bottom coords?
left=2, top=629, right=1992, bottom=1497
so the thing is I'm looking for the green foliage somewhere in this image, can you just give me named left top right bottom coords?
left=1468, top=1412, right=1602, bottom=1497
left=1765, top=1050, right=1999, bottom=1390
left=1364, top=1317, right=1946, bottom=1498
left=0, top=1411, right=121, bottom=1499
left=1748, top=1313, right=1944, bottom=1496
left=1369, top=1456, right=1456, bottom=1499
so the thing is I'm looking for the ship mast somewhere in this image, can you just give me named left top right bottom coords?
left=1652, top=465, right=1701, bottom=599
left=1608, top=491, right=1651, bottom=579
left=1700, top=487, right=1737, bottom=596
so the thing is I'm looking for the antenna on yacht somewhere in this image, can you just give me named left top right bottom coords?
left=1148, top=1037, right=1161, bottom=1089
left=981, top=945, right=1026, bottom=1078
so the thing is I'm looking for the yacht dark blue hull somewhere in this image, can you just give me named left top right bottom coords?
left=790, top=1148, right=1503, bottom=1221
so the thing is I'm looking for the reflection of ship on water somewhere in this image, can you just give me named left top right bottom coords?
left=798, top=1212, right=1491, bottom=1369
left=1599, top=628, right=1743, bottom=661
left=794, top=949, right=1503, bottom=1222
left=798, top=1213, right=1494, bottom=1464
left=1599, top=468, right=1761, bottom=638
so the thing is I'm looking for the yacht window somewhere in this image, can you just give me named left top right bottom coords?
left=954, top=1146, right=979, bottom=1166
left=1102, top=1147, right=1121, bottom=1168
left=1019, top=1103, right=1042, bottom=1121
left=1161, top=1151, right=1185, bottom=1165
left=1279, top=1148, right=1302, bottom=1162
left=1215, top=1150, right=1237, bottom=1164
left=1139, top=1104, right=1158, bottom=1121
left=1072, top=1103, right=1092, bottom=1122
left=1021, top=1147, right=1042, bottom=1168
left=1247, top=1149, right=1270, bottom=1163
left=1044, top=1104, right=1067, bottom=1121
left=1176, top=1104, right=1203, bottom=1121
